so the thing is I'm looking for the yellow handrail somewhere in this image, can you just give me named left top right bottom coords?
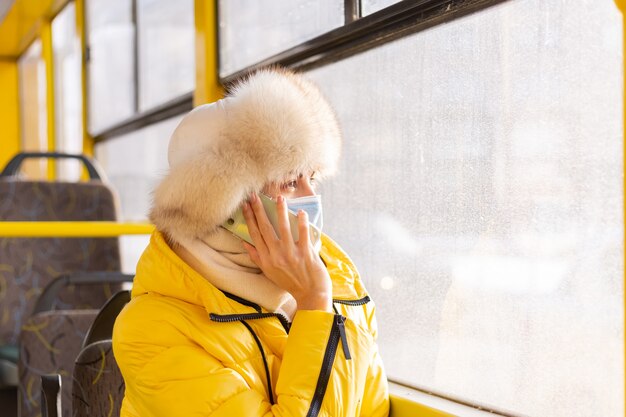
left=0, top=221, right=155, bottom=237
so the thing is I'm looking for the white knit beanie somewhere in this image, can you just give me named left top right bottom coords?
left=150, top=68, right=342, bottom=244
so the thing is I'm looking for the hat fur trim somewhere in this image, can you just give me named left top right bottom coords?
left=150, top=68, right=342, bottom=243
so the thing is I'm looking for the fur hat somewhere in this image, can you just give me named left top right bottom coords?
left=150, top=68, right=342, bottom=243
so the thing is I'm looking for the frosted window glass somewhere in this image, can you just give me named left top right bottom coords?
left=53, top=3, right=83, bottom=181
left=308, top=1, right=623, bottom=416
left=86, top=0, right=135, bottom=134
left=94, top=116, right=181, bottom=273
left=18, top=40, right=48, bottom=179
left=361, top=0, right=404, bottom=16
left=219, top=0, right=344, bottom=77
left=137, top=0, right=195, bottom=111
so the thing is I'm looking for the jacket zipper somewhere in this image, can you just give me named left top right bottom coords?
left=332, top=295, right=370, bottom=306
left=210, top=312, right=292, bottom=333
left=209, top=313, right=291, bottom=334
left=305, top=313, right=351, bottom=417
left=211, top=294, right=369, bottom=413
left=223, top=291, right=263, bottom=313
left=223, top=290, right=370, bottom=312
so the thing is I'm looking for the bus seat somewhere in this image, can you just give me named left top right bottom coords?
left=32, top=290, right=130, bottom=417
left=0, top=152, right=122, bottom=391
left=72, top=290, right=130, bottom=417
left=18, top=275, right=132, bottom=417
left=72, top=340, right=123, bottom=417
left=19, top=311, right=97, bottom=417
left=81, top=290, right=131, bottom=349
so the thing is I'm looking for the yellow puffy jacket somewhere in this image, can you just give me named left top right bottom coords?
left=113, top=231, right=389, bottom=417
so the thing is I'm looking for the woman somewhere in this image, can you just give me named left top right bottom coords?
left=113, top=68, right=389, bottom=416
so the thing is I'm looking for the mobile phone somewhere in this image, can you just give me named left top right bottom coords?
left=221, top=193, right=321, bottom=247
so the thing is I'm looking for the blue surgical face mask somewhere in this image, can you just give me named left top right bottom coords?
left=286, top=194, right=323, bottom=232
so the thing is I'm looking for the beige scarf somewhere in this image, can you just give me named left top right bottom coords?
left=173, top=228, right=298, bottom=320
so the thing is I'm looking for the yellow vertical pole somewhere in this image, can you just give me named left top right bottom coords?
left=0, top=60, right=21, bottom=170
left=75, top=0, right=92, bottom=158
left=194, top=0, right=223, bottom=106
left=41, top=21, right=56, bottom=179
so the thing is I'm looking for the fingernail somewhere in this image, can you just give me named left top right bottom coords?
left=277, top=195, right=283, bottom=203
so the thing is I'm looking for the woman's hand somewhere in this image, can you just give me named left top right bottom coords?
left=242, top=193, right=332, bottom=312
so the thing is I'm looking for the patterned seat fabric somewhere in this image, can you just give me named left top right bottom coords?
left=0, top=180, right=122, bottom=347
left=18, top=311, right=98, bottom=417
left=72, top=340, right=123, bottom=417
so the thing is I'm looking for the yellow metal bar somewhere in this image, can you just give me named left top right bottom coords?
left=0, top=222, right=155, bottom=237
left=0, top=61, right=20, bottom=169
left=0, top=0, right=71, bottom=59
left=389, top=394, right=455, bottom=417
left=194, top=0, right=224, bottom=106
left=41, top=21, right=56, bottom=180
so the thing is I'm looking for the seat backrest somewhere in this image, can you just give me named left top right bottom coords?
left=20, top=287, right=132, bottom=417
left=82, top=290, right=131, bottom=348
left=72, top=290, right=131, bottom=417
left=72, top=340, right=124, bottom=417
left=0, top=180, right=122, bottom=346
left=18, top=310, right=98, bottom=417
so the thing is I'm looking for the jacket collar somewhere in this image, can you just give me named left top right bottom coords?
left=131, top=231, right=368, bottom=315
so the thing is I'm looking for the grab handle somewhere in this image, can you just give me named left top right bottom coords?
left=0, top=152, right=103, bottom=180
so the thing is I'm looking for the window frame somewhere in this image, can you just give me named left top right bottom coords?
left=90, top=0, right=507, bottom=144
left=217, top=0, right=508, bottom=85
left=84, top=0, right=195, bottom=142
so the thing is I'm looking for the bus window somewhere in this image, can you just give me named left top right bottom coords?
left=94, top=115, right=182, bottom=272
left=86, top=0, right=135, bottom=134
left=307, top=1, right=623, bottom=416
left=136, top=0, right=194, bottom=111
left=18, top=39, right=47, bottom=180
left=218, top=0, right=344, bottom=78
left=52, top=2, right=83, bottom=181
left=362, top=0, right=404, bottom=16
